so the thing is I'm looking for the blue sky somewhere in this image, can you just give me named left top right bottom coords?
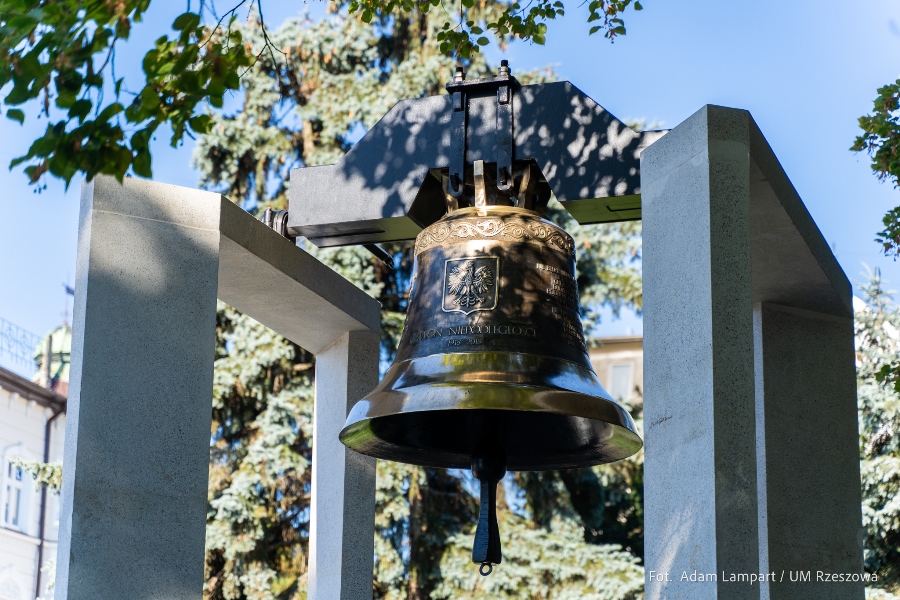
left=1, top=0, right=899, bottom=374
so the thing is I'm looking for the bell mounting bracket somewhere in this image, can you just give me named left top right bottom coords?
left=445, top=61, right=517, bottom=200
left=287, top=63, right=667, bottom=248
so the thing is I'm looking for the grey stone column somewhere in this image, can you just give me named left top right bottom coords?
left=309, top=331, right=379, bottom=600
left=641, top=106, right=758, bottom=600
left=754, top=305, right=861, bottom=600
left=641, top=106, right=863, bottom=600
left=58, top=176, right=382, bottom=599
left=56, top=178, right=222, bottom=600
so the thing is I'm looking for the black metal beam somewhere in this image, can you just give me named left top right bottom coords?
left=288, top=80, right=665, bottom=247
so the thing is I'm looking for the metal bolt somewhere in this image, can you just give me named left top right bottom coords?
left=499, top=60, right=510, bottom=77
left=454, top=66, right=465, bottom=82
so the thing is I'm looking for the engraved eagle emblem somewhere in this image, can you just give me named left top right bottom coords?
left=447, top=260, right=495, bottom=308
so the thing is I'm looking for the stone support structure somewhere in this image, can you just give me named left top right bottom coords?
left=641, top=105, right=863, bottom=600
left=57, top=176, right=380, bottom=600
left=310, top=331, right=379, bottom=600
left=56, top=104, right=865, bottom=600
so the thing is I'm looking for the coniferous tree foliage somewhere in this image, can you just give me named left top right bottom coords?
left=195, top=9, right=647, bottom=600
left=854, top=272, right=900, bottom=598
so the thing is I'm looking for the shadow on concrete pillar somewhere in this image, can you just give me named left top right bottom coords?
left=57, top=176, right=381, bottom=600
left=641, top=106, right=863, bottom=600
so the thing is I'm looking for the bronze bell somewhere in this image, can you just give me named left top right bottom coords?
left=339, top=160, right=642, bottom=575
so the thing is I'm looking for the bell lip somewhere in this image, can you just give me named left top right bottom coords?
left=340, top=400, right=643, bottom=471
left=339, top=352, right=643, bottom=470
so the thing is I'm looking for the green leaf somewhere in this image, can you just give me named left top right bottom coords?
left=224, top=71, right=240, bottom=90
left=172, top=12, right=201, bottom=32
left=179, top=71, right=202, bottom=94
left=5, top=109, right=24, bottom=124
left=96, top=102, right=125, bottom=122
left=142, top=49, right=160, bottom=76
left=24, top=164, right=43, bottom=183
left=70, top=99, right=92, bottom=122
left=5, top=83, right=32, bottom=106
left=189, top=114, right=212, bottom=134
left=133, top=149, right=152, bottom=177
left=7, top=15, right=38, bottom=31
left=156, top=61, right=175, bottom=76
left=209, top=79, right=227, bottom=98
left=140, top=87, right=159, bottom=109
left=131, top=127, right=153, bottom=150
left=56, top=90, right=79, bottom=109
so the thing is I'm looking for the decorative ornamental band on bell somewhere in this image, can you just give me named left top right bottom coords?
left=338, top=63, right=642, bottom=576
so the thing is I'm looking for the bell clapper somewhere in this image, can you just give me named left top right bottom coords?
left=471, top=442, right=506, bottom=575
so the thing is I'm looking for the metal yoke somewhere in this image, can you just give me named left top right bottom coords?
left=446, top=62, right=515, bottom=201
left=288, top=65, right=666, bottom=248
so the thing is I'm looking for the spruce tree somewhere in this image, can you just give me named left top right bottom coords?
left=854, top=271, right=900, bottom=598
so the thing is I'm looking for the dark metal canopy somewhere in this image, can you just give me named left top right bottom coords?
left=288, top=68, right=665, bottom=247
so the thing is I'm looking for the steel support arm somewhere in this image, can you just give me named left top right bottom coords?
left=288, top=81, right=664, bottom=247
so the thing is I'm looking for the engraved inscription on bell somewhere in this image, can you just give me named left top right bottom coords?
left=443, top=257, right=499, bottom=315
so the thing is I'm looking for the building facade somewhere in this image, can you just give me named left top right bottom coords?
left=0, top=325, right=68, bottom=600
left=589, top=335, right=644, bottom=405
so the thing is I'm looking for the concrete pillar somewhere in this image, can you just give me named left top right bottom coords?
left=309, top=331, right=379, bottom=600
left=58, top=176, right=382, bottom=599
left=754, top=305, right=861, bottom=600
left=641, top=106, right=863, bottom=600
left=56, top=179, right=221, bottom=600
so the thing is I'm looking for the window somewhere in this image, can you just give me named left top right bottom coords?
left=1, top=446, right=32, bottom=534
left=609, top=363, right=634, bottom=402
left=3, top=460, right=23, bottom=528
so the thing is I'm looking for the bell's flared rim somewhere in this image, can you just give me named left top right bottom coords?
left=340, top=352, right=643, bottom=470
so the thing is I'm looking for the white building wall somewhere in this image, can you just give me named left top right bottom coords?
left=0, top=384, right=65, bottom=600
left=589, top=336, right=644, bottom=404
